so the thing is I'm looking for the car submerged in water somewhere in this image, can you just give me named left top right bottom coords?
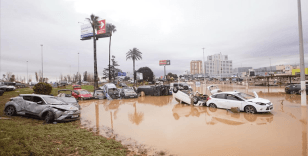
left=99, top=83, right=121, bottom=100
left=4, top=94, right=80, bottom=123
left=206, top=86, right=273, bottom=114
left=285, top=84, right=308, bottom=94
left=120, top=87, right=138, bottom=99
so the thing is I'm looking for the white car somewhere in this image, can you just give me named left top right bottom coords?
left=207, top=91, right=273, bottom=114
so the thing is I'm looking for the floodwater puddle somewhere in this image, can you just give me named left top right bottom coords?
left=79, top=84, right=308, bottom=156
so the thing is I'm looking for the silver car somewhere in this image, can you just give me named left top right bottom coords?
left=4, top=94, right=80, bottom=123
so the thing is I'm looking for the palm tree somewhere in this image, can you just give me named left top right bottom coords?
left=86, top=14, right=101, bottom=89
left=126, top=48, right=142, bottom=84
left=106, top=23, right=117, bottom=81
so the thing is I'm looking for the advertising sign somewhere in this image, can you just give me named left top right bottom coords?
left=136, top=72, right=143, bottom=80
left=97, top=20, right=106, bottom=34
left=117, top=72, right=126, bottom=76
left=81, top=24, right=93, bottom=38
left=159, top=60, right=171, bottom=66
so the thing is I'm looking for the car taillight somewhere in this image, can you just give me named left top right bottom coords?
left=207, top=97, right=211, bottom=101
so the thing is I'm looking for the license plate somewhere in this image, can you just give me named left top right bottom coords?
left=72, top=115, right=79, bottom=118
left=130, top=96, right=135, bottom=98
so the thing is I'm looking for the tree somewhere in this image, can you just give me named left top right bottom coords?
left=136, top=67, right=154, bottom=83
left=103, top=55, right=121, bottom=81
left=106, top=23, right=117, bottom=81
left=126, top=48, right=142, bottom=85
left=9, top=75, right=15, bottom=82
left=86, top=14, right=101, bottom=90
left=83, top=71, right=88, bottom=81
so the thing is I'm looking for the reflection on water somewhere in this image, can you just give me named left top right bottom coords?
left=79, top=84, right=308, bottom=156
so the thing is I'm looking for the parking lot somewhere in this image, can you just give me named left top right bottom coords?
left=79, top=84, right=308, bottom=155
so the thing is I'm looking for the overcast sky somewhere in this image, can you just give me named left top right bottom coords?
left=1, top=0, right=308, bottom=82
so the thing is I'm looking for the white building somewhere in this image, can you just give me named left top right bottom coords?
left=205, top=53, right=232, bottom=78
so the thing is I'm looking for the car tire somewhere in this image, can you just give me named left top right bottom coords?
left=5, top=105, right=16, bottom=116
left=209, top=103, right=217, bottom=112
left=44, top=111, right=55, bottom=123
left=193, top=96, right=199, bottom=104
left=245, top=105, right=257, bottom=114
left=183, top=86, right=189, bottom=90
left=173, top=87, right=178, bottom=93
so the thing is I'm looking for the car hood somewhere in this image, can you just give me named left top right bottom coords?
left=80, top=94, right=93, bottom=97
left=247, top=98, right=271, bottom=104
left=51, top=104, right=79, bottom=111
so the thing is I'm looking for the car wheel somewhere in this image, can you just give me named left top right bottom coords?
left=245, top=105, right=257, bottom=114
left=173, top=87, right=178, bottom=93
left=209, top=103, right=217, bottom=112
left=193, top=96, right=199, bottom=104
left=44, top=111, right=54, bottom=123
left=5, top=106, right=16, bottom=116
left=184, top=86, right=189, bottom=90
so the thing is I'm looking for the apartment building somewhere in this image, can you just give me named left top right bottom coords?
left=205, top=53, right=232, bottom=78
left=190, top=60, right=203, bottom=75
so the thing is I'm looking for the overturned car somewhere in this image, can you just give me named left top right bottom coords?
left=4, top=94, right=80, bottom=123
left=172, top=86, right=208, bottom=106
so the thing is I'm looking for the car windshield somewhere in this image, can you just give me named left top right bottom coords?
left=235, top=92, right=255, bottom=100
left=43, top=97, right=66, bottom=105
left=80, top=90, right=90, bottom=94
left=123, top=89, right=135, bottom=93
left=95, top=90, right=104, bottom=95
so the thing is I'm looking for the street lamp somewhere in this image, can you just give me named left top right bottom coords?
left=27, top=61, right=28, bottom=84
left=78, top=53, right=80, bottom=84
left=269, top=58, right=272, bottom=72
left=41, top=44, right=43, bottom=82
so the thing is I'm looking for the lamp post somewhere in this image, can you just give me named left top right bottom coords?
left=78, top=53, right=80, bottom=84
left=27, top=61, right=28, bottom=84
left=269, top=58, right=272, bottom=72
left=297, top=0, right=306, bottom=106
left=41, top=44, right=43, bottom=82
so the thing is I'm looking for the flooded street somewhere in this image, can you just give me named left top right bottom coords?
left=79, top=84, right=308, bottom=155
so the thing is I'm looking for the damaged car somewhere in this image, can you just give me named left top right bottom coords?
left=4, top=94, right=80, bottom=123
left=99, top=83, right=121, bottom=100
left=206, top=85, right=273, bottom=114
left=72, top=89, right=93, bottom=100
left=93, top=89, right=105, bottom=99
left=57, top=89, right=80, bottom=109
left=172, top=86, right=208, bottom=106
left=120, top=87, right=138, bottom=99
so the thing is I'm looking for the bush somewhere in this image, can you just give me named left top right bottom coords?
left=33, top=83, right=52, bottom=95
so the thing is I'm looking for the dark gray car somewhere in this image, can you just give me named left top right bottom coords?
left=4, top=94, right=80, bottom=123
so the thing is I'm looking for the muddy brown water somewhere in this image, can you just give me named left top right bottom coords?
left=79, top=84, right=308, bottom=155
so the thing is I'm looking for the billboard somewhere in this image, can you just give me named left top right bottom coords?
left=97, top=20, right=106, bottom=34
left=117, top=72, right=126, bottom=76
left=136, top=72, right=143, bottom=80
left=159, top=60, right=171, bottom=66
left=81, top=24, right=93, bottom=38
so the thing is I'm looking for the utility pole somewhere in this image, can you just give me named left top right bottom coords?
left=297, top=0, right=306, bottom=106
left=41, top=44, right=43, bottom=82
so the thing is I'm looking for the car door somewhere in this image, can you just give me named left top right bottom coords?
left=213, top=94, right=227, bottom=108
left=225, top=94, right=243, bottom=110
left=25, top=96, right=46, bottom=115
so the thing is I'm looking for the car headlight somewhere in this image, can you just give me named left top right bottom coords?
left=256, top=102, right=266, bottom=105
left=64, top=110, right=74, bottom=114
